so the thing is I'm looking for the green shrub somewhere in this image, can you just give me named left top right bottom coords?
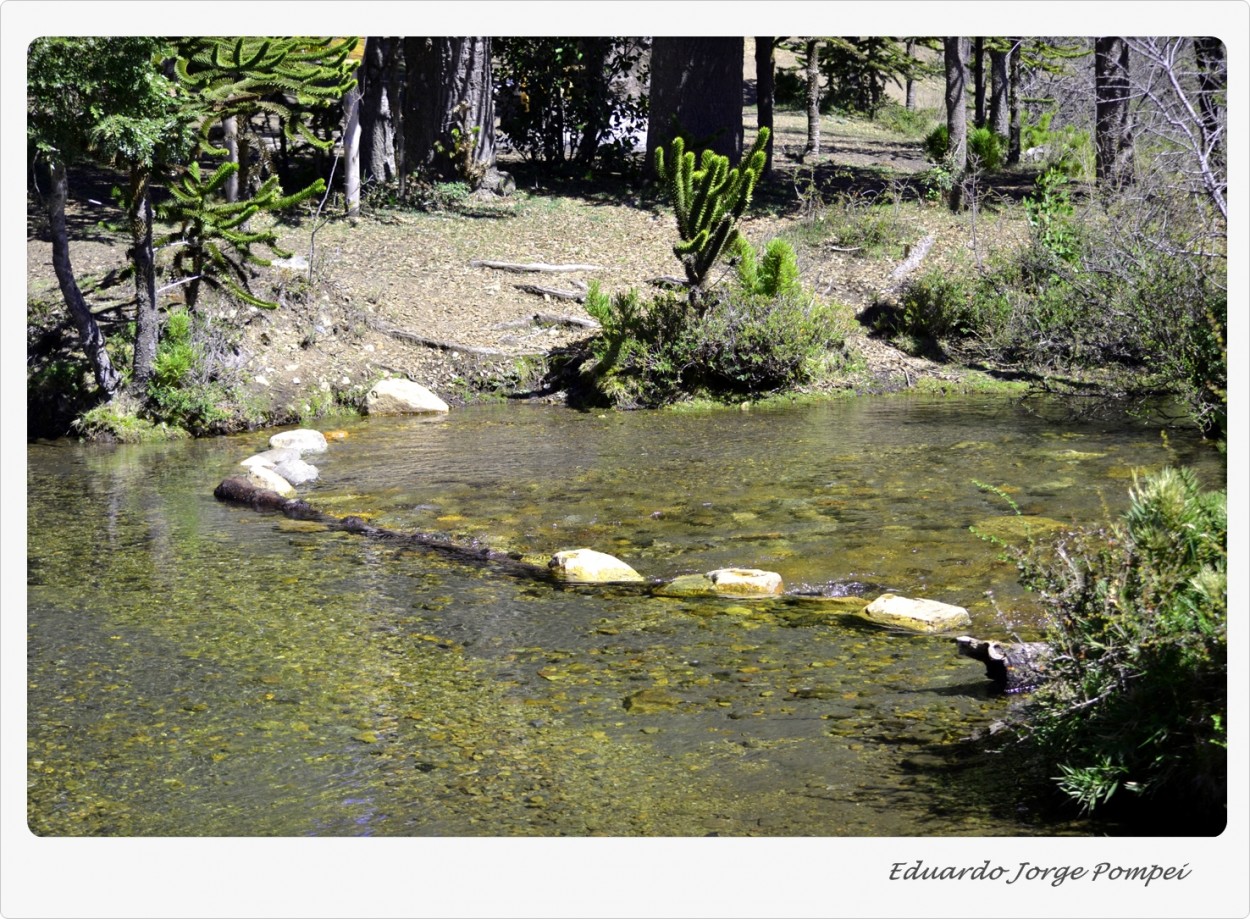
left=1021, top=111, right=1094, bottom=180
left=1013, top=467, right=1226, bottom=827
left=580, top=264, right=852, bottom=408
left=923, top=124, right=949, bottom=163
left=146, top=307, right=233, bottom=434
left=922, top=124, right=1004, bottom=171
left=874, top=102, right=938, bottom=138
left=968, top=126, right=1005, bottom=171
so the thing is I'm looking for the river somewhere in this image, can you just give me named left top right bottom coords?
left=25, top=394, right=1225, bottom=836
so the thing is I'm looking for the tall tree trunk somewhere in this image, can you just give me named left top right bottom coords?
left=1193, top=37, right=1226, bottom=165
left=944, top=37, right=969, bottom=211
left=360, top=37, right=399, bottom=185
left=805, top=39, right=821, bottom=156
left=1007, top=38, right=1022, bottom=165
left=647, top=37, right=745, bottom=163
left=574, top=37, right=612, bottom=165
left=988, top=46, right=1009, bottom=137
left=904, top=40, right=917, bottom=111
left=44, top=159, right=122, bottom=398
left=127, top=166, right=159, bottom=388
left=1095, top=37, right=1134, bottom=189
left=343, top=66, right=362, bottom=218
left=403, top=37, right=496, bottom=186
left=973, top=37, right=986, bottom=128
left=754, top=37, right=776, bottom=174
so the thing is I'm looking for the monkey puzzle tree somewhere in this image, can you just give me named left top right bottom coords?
left=653, top=127, right=770, bottom=310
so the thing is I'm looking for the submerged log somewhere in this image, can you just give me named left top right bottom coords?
left=955, top=635, right=1054, bottom=693
left=214, top=476, right=547, bottom=578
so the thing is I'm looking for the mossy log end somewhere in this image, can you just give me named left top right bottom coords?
left=955, top=635, right=1054, bottom=693
left=214, top=476, right=549, bottom=578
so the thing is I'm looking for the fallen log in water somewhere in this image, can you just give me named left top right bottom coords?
left=214, top=476, right=549, bottom=579
left=955, top=635, right=1054, bottom=693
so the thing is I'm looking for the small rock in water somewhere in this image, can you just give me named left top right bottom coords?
left=269, top=428, right=328, bottom=454
left=548, top=548, right=644, bottom=584
left=273, top=459, right=319, bottom=486
left=862, top=594, right=971, bottom=632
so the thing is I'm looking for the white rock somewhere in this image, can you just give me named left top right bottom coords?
left=365, top=378, right=450, bottom=415
left=656, top=568, right=784, bottom=599
left=240, top=448, right=302, bottom=469
left=707, top=568, right=785, bottom=597
left=273, top=459, right=319, bottom=486
left=548, top=549, right=644, bottom=584
left=863, top=594, right=972, bottom=632
left=269, top=428, right=329, bottom=453
left=246, top=465, right=296, bottom=498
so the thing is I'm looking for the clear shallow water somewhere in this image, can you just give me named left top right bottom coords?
left=26, top=395, right=1224, bottom=836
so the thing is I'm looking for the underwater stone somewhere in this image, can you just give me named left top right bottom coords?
left=269, top=428, right=329, bottom=454
left=245, top=465, right=296, bottom=498
left=656, top=568, right=784, bottom=599
left=239, top=447, right=302, bottom=469
left=365, top=378, right=450, bottom=415
left=862, top=594, right=971, bottom=632
left=548, top=548, right=644, bottom=583
left=273, top=459, right=319, bottom=486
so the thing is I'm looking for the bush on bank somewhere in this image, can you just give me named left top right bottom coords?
left=1010, top=466, right=1227, bottom=829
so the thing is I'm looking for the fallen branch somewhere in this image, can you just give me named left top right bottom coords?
left=515, top=284, right=587, bottom=303
left=470, top=259, right=604, bottom=274
left=366, top=316, right=509, bottom=357
left=495, top=312, right=601, bottom=331
left=887, top=233, right=936, bottom=287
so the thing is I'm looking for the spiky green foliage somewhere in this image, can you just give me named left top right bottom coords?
left=174, top=37, right=358, bottom=154
left=733, top=236, right=801, bottom=298
left=157, top=160, right=325, bottom=309
left=1014, top=467, right=1226, bottom=826
left=654, top=128, right=770, bottom=304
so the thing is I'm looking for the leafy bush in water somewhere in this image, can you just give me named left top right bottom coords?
left=1012, top=467, right=1226, bottom=827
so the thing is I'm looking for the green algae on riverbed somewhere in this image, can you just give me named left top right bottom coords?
left=27, top=396, right=1224, bottom=836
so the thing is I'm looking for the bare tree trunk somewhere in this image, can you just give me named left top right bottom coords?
left=343, top=66, right=361, bottom=217
left=805, top=39, right=821, bottom=156
left=1007, top=39, right=1022, bottom=165
left=223, top=116, right=239, bottom=203
left=973, top=37, right=986, bottom=128
left=904, top=40, right=917, bottom=110
left=754, top=37, right=776, bottom=174
left=944, top=37, right=969, bottom=211
left=989, top=46, right=1009, bottom=137
left=1193, top=37, right=1226, bottom=166
left=360, top=37, right=399, bottom=185
left=1095, top=37, right=1134, bottom=189
left=403, top=37, right=497, bottom=186
left=44, top=159, right=121, bottom=397
left=647, top=37, right=744, bottom=162
left=127, top=166, right=159, bottom=388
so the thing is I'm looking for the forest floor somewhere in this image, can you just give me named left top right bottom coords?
left=26, top=108, right=1042, bottom=435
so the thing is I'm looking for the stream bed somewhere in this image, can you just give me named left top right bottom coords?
left=26, top=394, right=1225, bottom=836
